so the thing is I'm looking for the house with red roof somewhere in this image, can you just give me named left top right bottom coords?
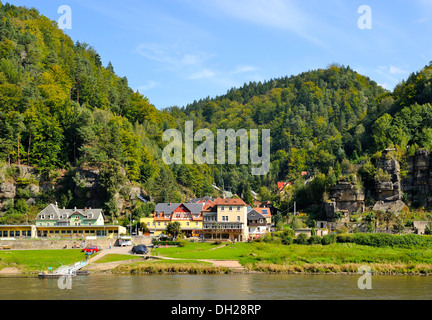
left=202, top=197, right=249, bottom=242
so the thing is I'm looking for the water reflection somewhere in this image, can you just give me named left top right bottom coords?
left=1, top=274, right=432, bottom=300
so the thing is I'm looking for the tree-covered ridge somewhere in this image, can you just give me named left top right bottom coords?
left=181, top=65, right=386, bottom=181
left=0, top=2, right=216, bottom=222
left=3, top=2, right=432, bottom=227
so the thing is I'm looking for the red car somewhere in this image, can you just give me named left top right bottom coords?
left=82, top=246, right=100, bottom=253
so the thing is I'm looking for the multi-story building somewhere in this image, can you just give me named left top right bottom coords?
left=247, top=209, right=269, bottom=239
left=202, top=198, right=249, bottom=242
left=32, top=204, right=125, bottom=239
left=141, top=202, right=204, bottom=237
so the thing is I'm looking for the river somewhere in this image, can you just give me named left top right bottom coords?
left=1, top=274, right=432, bottom=300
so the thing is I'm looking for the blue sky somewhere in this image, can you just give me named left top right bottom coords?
left=6, top=0, right=432, bottom=109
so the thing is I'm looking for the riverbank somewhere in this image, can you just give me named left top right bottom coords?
left=2, top=241, right=432, bottom=276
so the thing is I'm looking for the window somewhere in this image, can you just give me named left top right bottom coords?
left=186, top=222, right=190, bottom=226
left=221, top=206, right=225, bottom=211
left=222, top=216, right=228, bottom=222
left=10, top=231, right=14, bottom=237
left=237, top=206, right=241, bottom=211
left=15, top=231, right=20, bottom=237
left=237, top=216, right=241, bottom=222
left=229, top=206, right=233, bottom=211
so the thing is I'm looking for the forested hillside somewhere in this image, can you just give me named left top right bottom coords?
left=0, top=2, right=215, bottom=225
left=1, top=2, right=432, bottom=227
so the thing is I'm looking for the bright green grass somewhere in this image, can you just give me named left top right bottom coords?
left=94, top=254, right=143, bottom=264
left=156, top=242, right=432, bottom=266
left=0, top=249, right=89, bottom=272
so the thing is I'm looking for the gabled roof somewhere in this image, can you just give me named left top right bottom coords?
left=154, top=203, right=182, bottom=214
left=36, top=204, right=104, bottom=221
left=154, top=203, right=204, bottom=215
left=212, top=197, right=247, bottom=207
left=183, top=203, right=204, bottom=214
left=253, top=207, right=272, bottom=218
left=247, top=209, right=266, bottom=221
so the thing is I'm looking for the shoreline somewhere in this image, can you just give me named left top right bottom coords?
left=3, top=261, right=432, bottom=277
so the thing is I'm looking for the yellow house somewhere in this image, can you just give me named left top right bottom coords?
left=203, top=198, right=249, bottom=242
left=141, top=203, right=204, bottom=237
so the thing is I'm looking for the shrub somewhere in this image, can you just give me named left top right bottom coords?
left=322, top=234, right=337, bottom=245
left=283, top=228, right=295, bottom=238
left=296, top=233, right=309, bottom=245
left=153, top=241, right=181, bottom=246
left=337, top=233, right=355, bottom=243
left=308, top=235, right=322, bottom=245
left=353, top=233, right=432, bottom=248
left=282, top=236, right=293, bottom=245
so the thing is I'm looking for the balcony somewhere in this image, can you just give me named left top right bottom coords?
left=203, top=222, right=244, bottom=231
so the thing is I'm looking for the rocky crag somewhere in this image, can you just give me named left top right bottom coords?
left=325, top=149, right=432, bottom=221
left=0, top=164, right=145, bottom=221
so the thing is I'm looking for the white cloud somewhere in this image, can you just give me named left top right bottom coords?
left=389, top=65, right=408, bottom=75
left=202, top=0, right=324, bottom=46
left=231, top=65, right=258, bottom=74
left=188, top=69, right=218, bottom=80
left=137, top=80, right=160, bottom=91
left=378, top=82, right=391, bottom=90
left=134, top=43, right=212, bottom=70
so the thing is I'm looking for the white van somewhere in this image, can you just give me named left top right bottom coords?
left=119, top=236, right=132, bottom=247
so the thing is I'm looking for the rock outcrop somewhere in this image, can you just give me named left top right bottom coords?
left=402, top=149, right=432, bottom=207
left=325, top=176, right=365, bottom=220
left=372, top=150, right=408, bottom=214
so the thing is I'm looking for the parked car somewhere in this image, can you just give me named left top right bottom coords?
left=132, top=245, right=149, bottom=255
left=82, top=246, right=100, bottom=253
left=118, top=236, right=133, bottom=247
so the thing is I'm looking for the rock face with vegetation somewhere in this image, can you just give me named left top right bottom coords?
left=403, top=149, right=432, bottom=208
left=372, top=150, right=407, bottom=214
left=325, top=177, right=365, bottom=220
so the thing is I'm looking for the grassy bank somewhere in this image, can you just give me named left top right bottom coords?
left=3, top=241, right=432, bottom=275
left=154, top=241, right=432, bottom=275
left=0, top=249, right=88, bottom=274
left=112, top=259, right=230, bottom=275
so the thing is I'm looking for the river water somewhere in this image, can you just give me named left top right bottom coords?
left=1, top=274, right=432, bottom=300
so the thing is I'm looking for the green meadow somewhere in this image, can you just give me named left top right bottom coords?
left=0, top=249, right=88, bottom=273
left=155, top=241, right=432, bottom=274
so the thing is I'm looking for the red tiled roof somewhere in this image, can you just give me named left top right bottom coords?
left=253, top=207, right=272, bottom=218
left=212, top=197, right=247, bottom=206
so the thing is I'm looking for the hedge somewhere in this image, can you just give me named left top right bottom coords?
left=153, top=241, right=182, bottom=246
left=335, top=233, right=432, bottom=248
left=321, top=234, right=337, bottom=245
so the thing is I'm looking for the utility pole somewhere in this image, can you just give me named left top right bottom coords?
left=294, top=202, right=296, bottom=216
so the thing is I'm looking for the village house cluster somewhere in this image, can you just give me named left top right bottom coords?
left=0, top=195, right=327, bottom=242
left=142, top=197, right=274, bottom=242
